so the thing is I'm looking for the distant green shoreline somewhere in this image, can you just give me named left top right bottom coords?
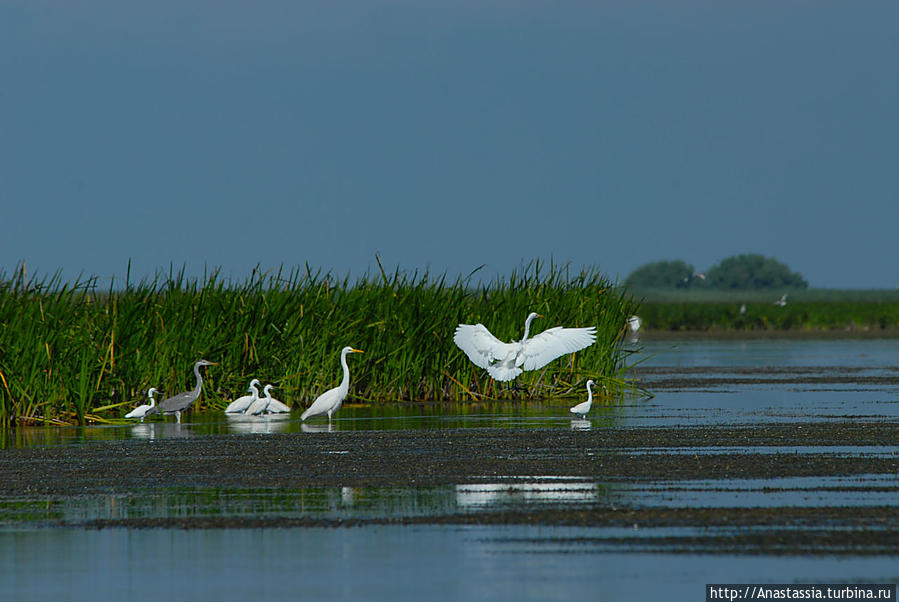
left=628, top=289, right=899, bottom=334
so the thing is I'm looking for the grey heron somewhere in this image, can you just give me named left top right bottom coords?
left=453, top=312, right=596, bottom=382
left=301, top=347, right=363, bottom=423
left=144, top=359, right=217, bottom=423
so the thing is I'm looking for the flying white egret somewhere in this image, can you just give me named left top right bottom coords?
left=225, top=378, right=261, bottom=413
left=301, top=347, right=364, bottom=423
left=453, top=312, right=596, bottom=382
left=262, top=385, right=290, bottom=413
left=125, top=387, right=159, bottom=422
left=774, top=294, right=788, bottom=307
left=569, top=379, right=595, bottom=418
left=143, top=359, right=217, bottom=423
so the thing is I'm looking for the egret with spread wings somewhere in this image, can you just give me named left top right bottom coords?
left=453, top=312, right=596, bottom=382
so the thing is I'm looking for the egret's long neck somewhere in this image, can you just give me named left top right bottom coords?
left=522, top=315, right=536, bottom=341
left=192, top=363, right=204, bottom=398
left=339, top=351, right=351, bottom=394
left=586, top=383, right=594, bottom=407
left=149, top=392, right=156, bottom=408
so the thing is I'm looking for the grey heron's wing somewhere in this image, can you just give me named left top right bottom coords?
left=158, top=391, right=197, bottom=412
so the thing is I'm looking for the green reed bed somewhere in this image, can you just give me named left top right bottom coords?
left=0, top=262, right=639, bottom=426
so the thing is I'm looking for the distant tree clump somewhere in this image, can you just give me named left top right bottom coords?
left=626, top=254, right=807, bottom=290
left=705, top=254, right=808, bottom=290
left=625, top=260, right=698, bottom=289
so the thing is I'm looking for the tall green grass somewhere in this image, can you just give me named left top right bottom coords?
left=0, top=261, right=639, bottom=426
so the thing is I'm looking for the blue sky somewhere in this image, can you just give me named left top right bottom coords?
left=2, top=1, right=897, bottom=288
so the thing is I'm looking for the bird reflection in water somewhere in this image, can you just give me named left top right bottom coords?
left=301, top=422, right=334, bottom=433
left=225, top=413, right=291, bottom=435
left=130, top=422, right=190, bottom=440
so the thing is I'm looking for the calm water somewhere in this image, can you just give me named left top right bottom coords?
left=2, top=337, right=897, bottom=601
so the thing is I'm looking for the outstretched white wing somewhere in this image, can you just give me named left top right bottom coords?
left=453, top=323, right=515, bottom=370
left=519, top=326, right=596, bottom=371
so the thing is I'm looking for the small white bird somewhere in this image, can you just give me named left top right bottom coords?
left=246, top=385, right=271, bottom=415
left=301, top=347, right=364, bottom=423
left=774, top=294, right=788, bottom=307
left=125, top=387, right=159, bottom=422
left=453, top=312, right=596, bottom=382
left=627, top=315, right=641, bottom=333
left=569, top=380, right=596, bottom=418
left=225, top=379, right=261, bottom=413
left=262, top=385, right=290, bottom=413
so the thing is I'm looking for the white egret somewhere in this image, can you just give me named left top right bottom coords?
left=246, top=385, right=272, bottom=415
left=125, top=387, right=159, bottom=422
left=453, top=312, right=596, bottom=382
left=627, top=315, right=641, bottom=333
left=774, top=294, right=788, bottom=307
left=225, top=378, right=261, bottom=414
left=262, top=385, right=290, bottom=413
left=569, top=379, right=596, bottom=418
left=301, top=347, right=364, bottom=423
left=143, top=359, right=217, bottom=424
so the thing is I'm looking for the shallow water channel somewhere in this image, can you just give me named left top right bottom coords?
left=1, top=337, right=897, bottom=601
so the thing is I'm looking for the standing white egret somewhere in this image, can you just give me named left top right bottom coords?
left=125, top=387, right=159, bottom=422
left=143, top=359, right=217, bottom=424
left=569, top=380, right=596, bottom=418
left=301, top=347, right=364, bottom=423
left=453, top=312, right=596, bottom=382
left=262, top=385, right=291, bottom=413
left=225, top=379, right=261, bottom=413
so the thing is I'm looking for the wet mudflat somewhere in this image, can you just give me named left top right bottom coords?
left=1, top=422, right=897, bottom=555
left=1, top=337, right=898, bottom=601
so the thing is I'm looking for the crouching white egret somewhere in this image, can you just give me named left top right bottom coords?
left=301, top=347, right=363, bottom=423
left=143, top=359, right=217, bottom=424
left=125, top=388, right=159, bottom=422
left=263, top=385, right=290, bottom=413
left=453, top=312, right=596, bottom=382
left=225, top=378, right=261, bottom=413
left=569, top=380, right=596, bottom=418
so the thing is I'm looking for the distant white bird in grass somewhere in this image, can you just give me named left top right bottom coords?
left=569, top=380, right=596, bottom=418
left=262, top=385, right=290, bottom=413
left=301, top=347, right=364, bottom=423
left=143, top=359, right=217, bottom=424
left=739, top=303, right=747, bottom=315
left=225, top=378, right=261, bottom=414
left=453, top=312, right=596, bottom=382
left=125, top=387, right=159, bottom=422
left=774, top=294, right=788, bottom=307
left=627, top=315, right=641, bottom=333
